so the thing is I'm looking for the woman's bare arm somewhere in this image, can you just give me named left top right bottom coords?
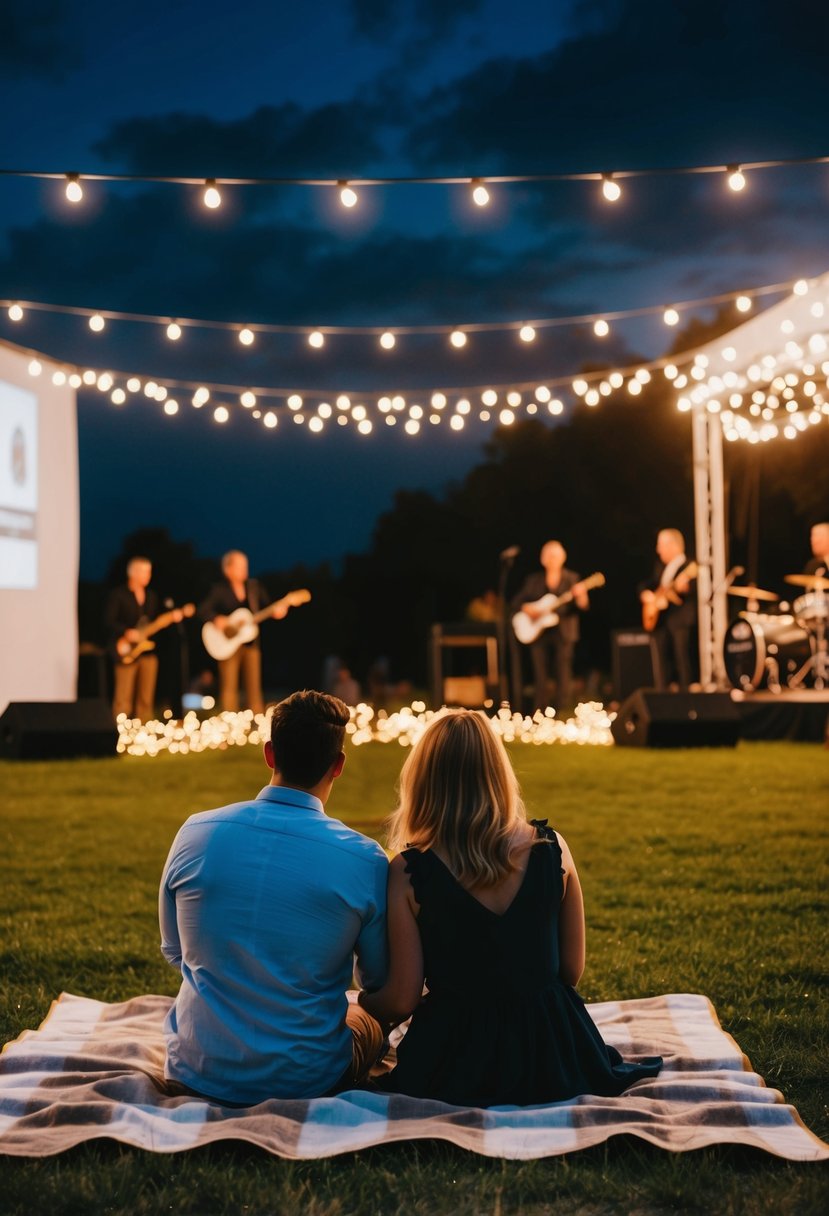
left=358, top=854, right=424, bottom=1028
left=556, top=833, right=586, bottom=987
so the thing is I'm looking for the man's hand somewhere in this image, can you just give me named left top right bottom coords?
left=675, top=575, right=690, bottom=595
left=521, top=602, right=542, bottom=620
left=573, top=581, right=589, bottom=610
left=640, top=590, right=655, bottom=605
left=124, top=628, right=140, bottom=642
left=214, top=615, right=229, bottom=633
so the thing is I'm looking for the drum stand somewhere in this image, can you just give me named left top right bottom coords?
left=788, top=616, right=828, bottom=691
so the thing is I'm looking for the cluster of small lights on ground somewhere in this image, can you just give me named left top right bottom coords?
left=115, top=702, right=615, bottom=757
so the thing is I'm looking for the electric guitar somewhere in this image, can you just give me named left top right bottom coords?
left=201, top=589, right=311, bottom=660
left=641, top=562, right=698, bottom=632
left=116, top=603, right=196, bottom=665
left=512, top=573, right=605, bottom=644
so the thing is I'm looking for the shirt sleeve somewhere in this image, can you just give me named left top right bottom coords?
left=199, top=583, right=224, bottom=623
left=352, top=849, right=389, bottom=992
left=158, top=834, right=184, bottom=971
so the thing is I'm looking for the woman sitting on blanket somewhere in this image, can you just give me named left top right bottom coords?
left=359, top=709, right=662, bottom=1107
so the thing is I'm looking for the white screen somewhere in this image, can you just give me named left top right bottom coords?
left=0, top=341, right=78, bottom=712
left=0, top=379, right=39, bottom=589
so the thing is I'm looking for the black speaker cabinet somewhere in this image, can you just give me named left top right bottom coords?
left=0, top=700, right=118, bottom=760
left=611, top=689, right=741, bottom=749
left=611, top=629, right=660, bottom=701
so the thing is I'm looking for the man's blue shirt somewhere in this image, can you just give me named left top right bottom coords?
left=159, top=785, right=388, bottom=1103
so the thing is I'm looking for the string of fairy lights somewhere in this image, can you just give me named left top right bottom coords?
left=2, top=149, right=828, bottom=216
left=4, top=277, right=829, bottom=443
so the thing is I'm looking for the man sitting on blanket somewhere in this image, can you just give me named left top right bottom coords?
left=159, top=689, right=388, bottom=1104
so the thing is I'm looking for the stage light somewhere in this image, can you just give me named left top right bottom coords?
left=663, top=307, right=679, bottom=326
left=601, top=174, right=621, bottom=202
left=471, top=179, right=490, bottom=207
left=214, top=405, right=229, bottom=423
left=203, top=179, right=222, bottom=209
left=65, top=174, right=83, bottom=203
left=593, top=319, right=609, bottom=337
left=726, top=165, right=746, bottom=192
left=89, top=313, right=106, bottom=332
left=339, top=182, right=358, bottom=208
left=240, top=391, right=256, bottom=408
left=8, top=303, right=23, bottom=321
left=736, top=295, right=752, bottom=312
left=308, top=330, right=325, bottom=348
left=519, top=325, right=536, bottom=342
left=238, top=327, right=255, bottom=346
left=450, top=329, right=467, bottom=348
left=379, top=331, right=396, bottom=349
left=166, top=321, right=182, bottom=341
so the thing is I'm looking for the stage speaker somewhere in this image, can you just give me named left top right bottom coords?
left=0, top=700, right=118, bottom=760
left=612, top=629, right=660, bottom=701
left=611, top=689, right=741, bottom=749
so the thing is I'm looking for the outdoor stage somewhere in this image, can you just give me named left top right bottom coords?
left=732, top=688, right=829, bottom=743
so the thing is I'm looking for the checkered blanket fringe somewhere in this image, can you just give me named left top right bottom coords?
left=1, top=991, right=826, bottom=1161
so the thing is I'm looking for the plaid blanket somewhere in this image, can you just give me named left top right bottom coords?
left=0, top=991, right=826, bottom=1161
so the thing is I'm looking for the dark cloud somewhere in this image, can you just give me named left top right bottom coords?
left=407, top=0, right=829, bottom=172
left=93, top=101, right=389, bottom=178
left=0, top=0, right=79, bottom=80
left=350, top=0, right=483, bottom=42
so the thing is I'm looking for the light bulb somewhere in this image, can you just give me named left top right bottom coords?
left=192, top=387, right=210, bottom=407
left=240, top=391, right=256, bottom=408
left=164, top=400, right=179, bottom=415
left=593, top=319, right=609, bottom=337
left=726, top=166, right=746, bottom=192
left=65, top=174, right=83, bottom=203
left=663, top=307, right=679, bottom=327
left=450, top=330, right=467, bottom=348
left=239, top=327, right=255, bottom=346
left=601, top=174, right=621, bottom=202
left=111, top=388, right=126, bottom=405
left=264, top=412, right=277, bottom=429
left=519, top=325, right=536, bottom=342
left=89, top=313, right=106, bottom=332
left=471, top=180, right=490, bottom=207
left=339, top=182, right=358, bottom=208
left=127, top=377, right=141, bottom=393
left=379, top=331, right=396, bottom=349
left=308, top=330, right=325, bottom=348
left=166, top=322, right=182, bottom=341
left=214, top=406, right=229, bottom=423
left=8, top=304, right=23, bottom=322
left=793, top=279, right=809, bottom=296
left=203, top=180, right=221, bottom=209
left=736, top=295, right=752, bottom=313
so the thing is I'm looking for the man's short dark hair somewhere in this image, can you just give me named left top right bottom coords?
left=269, top=690, right=349, bottom=789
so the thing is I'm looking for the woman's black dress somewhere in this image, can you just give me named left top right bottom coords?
left=379, top=821, right=662, bottom=1108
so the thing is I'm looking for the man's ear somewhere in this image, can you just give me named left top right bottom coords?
left=264, top=740, right=275, bottom=771
left=331, top=751, right=346, bottom=779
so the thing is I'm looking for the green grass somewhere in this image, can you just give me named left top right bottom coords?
left=1, top=740, right=827, bottom=1214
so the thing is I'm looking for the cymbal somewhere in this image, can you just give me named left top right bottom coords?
left=785, top=573, right=829, bottom=591
left=727, top=584, right=779, bottom=602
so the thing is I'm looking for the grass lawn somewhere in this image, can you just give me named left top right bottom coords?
left=0, top=739, right=827, bottom=1214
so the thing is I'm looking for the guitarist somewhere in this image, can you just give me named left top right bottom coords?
left=509, top=540, right=590, bottom=712
left=106, top=556, right=180, bottom=721
left=199, top=550, right=287, bottom=714
left=638, top=528, right=697, bottom=690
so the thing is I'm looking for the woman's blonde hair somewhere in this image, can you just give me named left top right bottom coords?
left=388, top=709, right=527, bottom=887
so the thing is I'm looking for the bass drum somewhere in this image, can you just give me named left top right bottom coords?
left=724, top=613, right=812, bottom=691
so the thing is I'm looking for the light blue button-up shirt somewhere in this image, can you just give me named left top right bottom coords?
left=159, top=785, right=388, bottom=1103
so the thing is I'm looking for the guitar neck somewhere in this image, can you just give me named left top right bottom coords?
left=251, top=597, right=288, bottom=625
left=140, top=610, right=177, bottom=641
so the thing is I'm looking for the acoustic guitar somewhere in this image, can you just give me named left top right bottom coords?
left=116, top=603, right=196, bottom=665
left=641, top=562, right=698, bottom=632
left=512, top=573, right=605, bottom=644
left=202, top=589, right=311, bottom=660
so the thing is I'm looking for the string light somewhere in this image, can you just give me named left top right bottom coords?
left=471, top=179, right=490, bottom=207
left=727, top=165, right=746, bottom=192
left=450, top=330, right=467, bottom=348
left=379, top=331, right=396, bottom=349
left=89, top=313, right=105, bottom=332
left=8, top=303, right=23, bottom=322
left=27, top=359, right=41, bottom=376
left=593, top=319, right=609, bottom=337
left=308, top=330, right=325, bottom=348
left=214, top=405, right=229, bottom=423
left=238, top=327, right=255, bottom=346
left=240, top=391, right=256, bottom=407
left=339, top=182, right=358, bottom=208
left=166, top=321, right=182, bottom=341
left=663, top=307, right=679, bottom=327
left=519, top=325, right=536, bottom=342
left=736, top=295, right=752, bottom=313
left=203, top=179, right=221, bottom=209
left=64, top=174, right=83, bottom=203
left=601, top=174, right=621, bottom=202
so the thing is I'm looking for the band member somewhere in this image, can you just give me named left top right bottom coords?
left=106, top=556, right=176, bottom=721
left=805, top=522, right=829, bottom=575
left=509, top=541, right=590, bottom=711
left=199, top=550, right=286, bottom=713
left=638, top=528, right=697, bottom=690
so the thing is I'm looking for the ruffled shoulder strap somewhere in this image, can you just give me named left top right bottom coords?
left=400, top=846, right=436, bottom=907
left=529, top=818, right=565, bottom=875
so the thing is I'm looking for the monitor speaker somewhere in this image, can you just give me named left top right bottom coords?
left=0, top=700, right=118, bottom=760
left=611, top=629, right=660, bottom=701
left=611, top=689, right=740, bottom=748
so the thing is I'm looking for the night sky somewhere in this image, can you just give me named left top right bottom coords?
left=1, top=0, right=828, bottom=580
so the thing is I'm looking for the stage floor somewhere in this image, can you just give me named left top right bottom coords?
left=731, top=688, right=829, bottom=742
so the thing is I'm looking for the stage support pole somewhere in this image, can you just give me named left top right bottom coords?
left=692, top=407, right=728, bottom=688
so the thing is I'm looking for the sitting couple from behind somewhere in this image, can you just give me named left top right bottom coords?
left=160, top=690, right=661, bottom=1107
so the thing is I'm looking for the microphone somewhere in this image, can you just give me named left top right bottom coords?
left=500, top=545, right=520, bottom=561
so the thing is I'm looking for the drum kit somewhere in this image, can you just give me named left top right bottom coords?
left=723, top=572, right=828, bottom=693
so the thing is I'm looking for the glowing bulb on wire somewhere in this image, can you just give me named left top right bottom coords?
left=450, top=330, right=467, bottom=348
left=519, top=325, right=536, bottom=343
left=308, top=331, right=325, bottom=349
left=89, top=313, right=106, bottom=332
left=339, top=182, right=358, bottom=208
left=65, top=174, right=83, bottom=203
left=8, top=304, right=23, bottom=322
left=166, top=321, right=182, bottom=341
left=601, top=174, right=621, bottom=202
left=726, top=165, right=746, bottom=192
left=238, top=327, right=255, bottom=346
left=471, top=179, right=490, bottom=207
left=379, top=331, right=396, bottom=349
left=593, top=319, right=609, bottom=337
left=203, top=180, right=221, bottom=209
left=663, top=307, right=679, bottom=327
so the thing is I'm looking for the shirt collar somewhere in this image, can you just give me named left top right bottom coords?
left=256, top=785, right=324, bottom=814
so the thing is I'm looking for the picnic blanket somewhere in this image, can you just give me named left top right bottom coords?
left=0, top=991, right=826, bottom=1161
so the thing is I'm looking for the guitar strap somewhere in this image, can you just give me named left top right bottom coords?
left=247, top=579, right=260, bottom=613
